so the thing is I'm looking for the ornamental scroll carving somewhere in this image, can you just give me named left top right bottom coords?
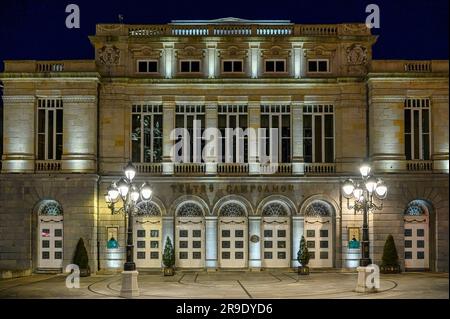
left=176, top=46, right=205, bottom=59
left=346, top=44, right=368, bottom=65
left=98, top=45, right=120, bottom=65
left=218, top=46, right=248, bottom=59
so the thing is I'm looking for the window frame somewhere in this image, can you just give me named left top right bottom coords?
left=218, top=104, right=248, bottom=163
left=260, top=104, right=291, bottom=163
left=36, top=98, right=63, bottom=161
left=175, top=104, right=206, bottom=163
left=307, top=59, right=330, bottom=73
left=221, top=59, right=244, bottom=74
left=303, top=104, right=335, bottom=163
left=264, top=59, right=287, bottom=73
left=136, top=59, right=159, bottom=74
left=404, top=98, right=431, bottom=160
left=179, top=59, right=202, bottom=73
left=130, top=104, right=163, bottom=163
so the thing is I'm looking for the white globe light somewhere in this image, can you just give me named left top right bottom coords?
left=375, top=180, right=387, bottom=198
left=365, top=176, right=378, bottom=193
left=353, top=187, right=363, bottom=200
left=124, top=161, right=136, bottom=181
left=117, top=178, right=129, bottom=197
left=107, top=184, right=120, bottom=201
left=342, top=179, right=355, bottom=198
left=140, top=182, right=153, bottom=200
left=359, top=163, right=371, bottom=177
left=130, top=185, right=140, bottom=202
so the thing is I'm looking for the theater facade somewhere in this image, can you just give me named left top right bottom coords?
left=0, top=18, right=448, bottom=275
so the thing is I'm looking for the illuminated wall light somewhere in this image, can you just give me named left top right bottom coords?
left=164, top=44, right=174, bottom=79
left=293, top=44, right=302, bottom=79
left=207, top=44, right=216, bottom=79
left=250, top=44, right=259, bottom=78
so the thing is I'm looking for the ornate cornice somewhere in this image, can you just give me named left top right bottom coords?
left=62, top=95, right=97, bottom=103
left=2, top=95, right=35, bottom=103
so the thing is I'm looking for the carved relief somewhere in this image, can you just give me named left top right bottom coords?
left=218, top=46, right=247, bottom=59
left=130, top=46, right=162, bottom=59
left=176, top=46, right=205, bottom=59
left=303, top=45, right=335, bottom=58
left=346, top=44, right=368, bottom=65
left=261, top=45, right=290, bottom=58
left=98, top=45, right=120, bottom=65
left=340, top=24, right=370, bottom=36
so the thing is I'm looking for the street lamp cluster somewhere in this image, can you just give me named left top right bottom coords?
left=104, top=162, right=153, bottom=271
left=342, top=163, right=387, bottom=266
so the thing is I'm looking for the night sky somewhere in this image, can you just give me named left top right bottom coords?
left=0, top=0, right=448, bottom=71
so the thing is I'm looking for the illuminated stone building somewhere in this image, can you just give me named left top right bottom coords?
left=0, top=18, right=448, bottom=276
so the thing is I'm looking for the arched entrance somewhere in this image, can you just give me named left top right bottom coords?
left=304, top=200, right=333, bottom=268
left=175, top=202, right=205, bottom=268
left=404, top=200, right=430, bottom=270
left=261, top=202, right=290, bottom=268
left=218, top=202, right=248, bottom=268
left=134, top=201, right=162, bottom=268
left=37, top=200, right=64, bottom=269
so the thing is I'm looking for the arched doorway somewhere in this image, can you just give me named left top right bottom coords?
left=37, top=200, right=64, bottom=269
left=404, top=200, right=430, bottom=270
left=304, top=200, right=333, bottom=268
left=134, top=201, right=162, bottom=268
left=218, top=202, right=248, bottom=268
left=175, top=202, right=205, bottom=268
left=261, top=202, right=290, bottom=268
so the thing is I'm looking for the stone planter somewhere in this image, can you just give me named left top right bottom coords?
left=163, top=267, right=175, bottom=276
left=298, top=266, right=310, bottom=275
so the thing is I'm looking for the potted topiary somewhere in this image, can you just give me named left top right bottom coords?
left=162, top=236, right=175, bottom=276
left=297, top=236, right=310, bottom=275
left=380, top=234, right=400, bottom=274
left=73, top=238, right=90, bottom=277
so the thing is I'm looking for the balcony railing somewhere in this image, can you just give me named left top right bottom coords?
left=35, top=160, right=62, bottom=172
left=134, top=163, right=162, bottom=174
left=174, top=163, right=206, bottom=174
left=217, top=163, right=249, bottom=175
left=406, top=160, right=433, bottom=172
left=404, top=61, right=431, bottom=72
left=260, top=163, right=292, bottom=175
left=304, top=163, right=336, bottom=174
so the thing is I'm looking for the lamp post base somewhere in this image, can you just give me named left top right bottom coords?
left=355, top=266, right=378, bottom=293
left=120, top=270, right=139, bottom=298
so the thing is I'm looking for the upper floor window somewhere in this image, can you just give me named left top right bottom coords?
left=175, top=105, right=205, bottom=162
left=131, top=105, right=163, bottom=163
left=222, top=60, right=243, bottom=73
left=137, top=60, right=158, bottom=73
left=308, top=59, right=330, bottom=73
left=218, top=105, right=248, bottom=163
left=261, top=105, right=291, bottom=163
left=404, top=98, right=431, bottom=160
left=264, top=59, right=286, bottom=73
left=37, top=98, right=63, bottom=160
left=180, top=60, right=201, bottom=73
left=303, top=105, right=334, bottom=163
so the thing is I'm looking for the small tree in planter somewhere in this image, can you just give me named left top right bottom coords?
left=73, top=238, right=90, bottom=277
left=297, top=236, right=310, bottom=275
left=162, top=236, right=175, bottom=276
left=381, top=234, right=400, bottom=274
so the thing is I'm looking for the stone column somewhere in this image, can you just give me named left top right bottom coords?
left=1, top=95, right=35, bottom=172
left=163, top=43, right=174, bottom=79
left=248, top=100, right=260, bottom=174
left=291, top=216, right=304, bottom=267
left=291, top=100, right=304, bottom=175
left=431, top=94, right=449, bottom=172
left=248, top=216, right=261, bottom=269
left=292, top=43, right=302, bottom=79
left=61, top=95, right=97, bottom=172
left=369, top=94, right=406, bottom=172
left=205, top=216, right=218, bottom=269
left=162, top=99, right=175, bottom=175
left=205, top=102, right=218, bottom=175
left=207, top=43, right=217, bottom=79
left=250, top=43, right=259, bottom=78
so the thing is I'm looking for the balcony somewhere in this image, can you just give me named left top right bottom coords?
left=35, top=160, right=62, bottom=172
left=304, top=163, right=336, bottom=175
left=134, top=163, right=162, bottom=174
left=406, top=160, right=433, bottom=172
left=260, top=163, right=292, bottom=175
left=174, top=163, right=206, bottom=175
left=217, top=163, right=249, bottom=175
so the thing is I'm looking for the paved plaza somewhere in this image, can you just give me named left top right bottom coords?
left=0, top=271, right=447, bottom=299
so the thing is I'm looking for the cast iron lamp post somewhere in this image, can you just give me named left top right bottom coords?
left=342, top=163, right=387, bottom=267
left=105, top=162, right=153, bottom=272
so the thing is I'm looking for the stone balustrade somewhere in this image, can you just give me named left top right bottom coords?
left=134, top=163, right=162, bottom=174
left=3, top=60, right=97, bottom=73
left=35, top=161, right=62, bottom=172
left=406, top=160, right=433, bottom=172
left=304, top=163, right=336, bottom=174
left=217, top=163, right=249, bottom=175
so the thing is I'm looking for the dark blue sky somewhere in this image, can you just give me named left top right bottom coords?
left=0, top=0, right=448, bottom=71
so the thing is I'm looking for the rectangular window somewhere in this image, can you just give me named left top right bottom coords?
left=307, top=241, right=315, bottom=248
left=179, top=252, right=188, bottom=259
left=179, top=230, right=188, bottom=237
left=307, top=59, right=330, bottom=73
left=222, top=230, right=231, bottom=238
left=222, top=60, right=243, bottom=73
left=303, top=105, right=334, bottom=163
left=319, top=251, right=329, bottom=259
left=179, top=241, right=188, bottom=248
left=222, top=241, right=230, bottom=248
left=306, top=230, right=315, bottom=237
left=180, top=60, right=201, bottom=73
left=235, top=252, right=244, bottom=259
left=264, top=230, right=273, bottom=238
left=193, top=241, right=201, bottom=248
left=265, top=59, right=286, bottom=73
left=404, top=98, right=431, bottom=160
left=222, top=252, right=230, bottom=259
left=260, top=104, right=291, bottom=163
left=235, top=241, right=244, bottom=249
left=131, top=105, right=163, bottom=163
left=175, top=105, right=205, bottom=163
left=264, top=252, right=273, bottom=259
left=37, top=98, right=63, bottom=160
left=193, top=252, right=201, bottom=259
left=137, top=60, right=158, bottom=73
left=150, top=252, right=159, bottom=259
left=218, top=105, right=248, bottom=163
left=277, top=252, right=286, bottom=259
left=192, top=230, right=202, bottom=237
